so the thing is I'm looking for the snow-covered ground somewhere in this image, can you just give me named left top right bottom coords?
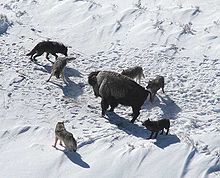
left=0, top=0, right=219, bottom=177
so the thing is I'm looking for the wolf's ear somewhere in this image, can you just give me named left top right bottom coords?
left=61, top=121, right=64, bottom=124
left=147, top=118, right=150, bottom=121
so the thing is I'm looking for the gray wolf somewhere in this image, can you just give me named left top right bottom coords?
left=88, top=71, right=152, bottom=123
left=142, top=119, right=170, bottom=139
left=53, top=121, right=77, bottom=152
left=46, top=57, right=75, bottom=83
left=146, top=75, right=165, bottom=101
left=121, top=66, right=145, bottom=84
left=26, top=41, right=68, bottom=62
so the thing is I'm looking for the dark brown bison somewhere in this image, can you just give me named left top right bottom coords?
left=88, top=71, right=152, bottom=123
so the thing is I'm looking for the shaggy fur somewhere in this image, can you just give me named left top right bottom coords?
left=142, top=119, right=170, bottom=139
left=26, top=41, right=68, bottom=62
left=88, top=71, right=152, bottom=123
left=53, top=121, right=77, bottom=152
left=121, top=66, right=145, bottom=84
left=146, top=75, right=165, bottom=101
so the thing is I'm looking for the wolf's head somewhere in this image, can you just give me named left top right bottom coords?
left=56, top=121, right=65, bottom=131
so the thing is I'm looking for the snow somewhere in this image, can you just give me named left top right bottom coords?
left=0, top=0, right=219, bottom=178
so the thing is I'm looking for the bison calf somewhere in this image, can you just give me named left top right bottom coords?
left=142, top=119, right=170, bottom=139
left=88, top=71, right=152, bottom=123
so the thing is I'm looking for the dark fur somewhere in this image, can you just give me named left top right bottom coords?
left=146, top=75, right=165, bottom=101
left=26, top=41, right=68, bottom=62
left=142, top=119, right=170, bottom=139
left=88, top=71, right=152, bottom=123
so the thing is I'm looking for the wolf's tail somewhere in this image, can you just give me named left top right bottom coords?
left=26, top=47, right=36, bottom=56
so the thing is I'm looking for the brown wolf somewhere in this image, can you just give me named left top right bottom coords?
left=142, top=119, right=170, bottom=139
left=53, top=121, right=77, bottom=152
left=121, top=66, right=145, bottom=84
left=146, top=75, right=165, bottom=101
left=46, top=57, right=75, bottom=83
left=26, top=41, right=68, bottom=62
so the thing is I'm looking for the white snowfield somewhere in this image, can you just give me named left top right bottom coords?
left=0, top=0, right=219, bottom=178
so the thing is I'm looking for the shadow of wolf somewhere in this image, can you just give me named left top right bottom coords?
left=55, top=148, right=90, bottom=168
left=106, top=112, right=149, bottom=139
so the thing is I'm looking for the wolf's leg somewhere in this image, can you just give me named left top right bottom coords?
left=162, top=87, right=165, bottom=93
left=154, top=132, right=159, bottom=138
left=61, top=70, right=68, bottom=83
left=33, top=52, right=44, bottom=61
left=51, top=53, right=58, bottom=60
left=46, top=52, right=50, bottom=59
left=52, top=137, right=58, bottom=148
left=148, top=132, right=154, bottom=139
left=47, top=72, right=54, bottom=82
left=59, top=140, right=63, bottom=146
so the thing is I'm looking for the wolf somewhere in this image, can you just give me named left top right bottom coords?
left=46, top=57, right=75, bottom=83
left=26, top=41, right=68, bottom=62
left=142, top=119, right=170, bottom=139
left=146, top=75, right=165, bottom=101
left=121, top=66, right=145, bottom=84
left=53, top=121, right=77, bottom=152
left=88, top=71, right=152, bottom=123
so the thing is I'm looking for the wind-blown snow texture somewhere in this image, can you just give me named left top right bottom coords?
left=0, top=0, right=219, bottom=178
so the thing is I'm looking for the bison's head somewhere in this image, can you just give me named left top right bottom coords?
left=88, top=71, right=101, bottom=97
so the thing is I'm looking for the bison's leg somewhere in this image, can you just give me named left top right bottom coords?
left=162, top=87, right=165, bottom=93
left=109, top=101, right=118, bottom=112
left=160, top=129, right=164, bottom=135
left=130, top=106, right=140, bottom=123
left=101, top=98, right=109, bottom=116
left=166, top=127, right=169, bottom=135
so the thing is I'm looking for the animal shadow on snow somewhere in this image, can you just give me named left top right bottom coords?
left=106, top=112, right=180, bottom=148
left=154, top=134, right=180, bottom=149
left=106, top=112, right=149, bottom=139
left=143, top=94, right=181, bottom=120
left=56, top=148, right=90, bottom=168
left=51, top=80, right=84, bottom=99
left=64, top=150, right=90, bottom=168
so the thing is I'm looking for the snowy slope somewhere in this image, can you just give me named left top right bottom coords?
left=0, top=0, right=219, bottom=178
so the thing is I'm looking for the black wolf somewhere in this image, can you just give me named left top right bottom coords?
left=142, top=119, right=170, bottom=139
left=26, top=41, right=68, bottom=62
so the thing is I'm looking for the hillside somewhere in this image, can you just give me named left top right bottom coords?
left=0, top=0, right=219, bottom=178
